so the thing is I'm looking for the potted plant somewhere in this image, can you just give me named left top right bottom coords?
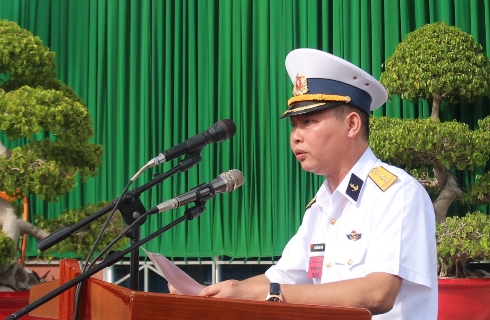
left=436, top=212, right=490, bottom=319
left=437, top=212, right=490, bottom=278
left=369, top=22, right=490, bottom=319
left=371, top=21, right=490, bottom=223
left=0, top=20, right=126, bottom=293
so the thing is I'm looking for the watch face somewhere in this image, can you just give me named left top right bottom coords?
left=267, top=296, right=281, bottom=302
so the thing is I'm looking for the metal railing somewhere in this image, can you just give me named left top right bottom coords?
left=104, top=256, right=276, bottom=292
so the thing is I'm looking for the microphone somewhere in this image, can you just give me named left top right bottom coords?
left=148, top=119, right=236, bottom=167
left=153, top=169, right=244, bottom=213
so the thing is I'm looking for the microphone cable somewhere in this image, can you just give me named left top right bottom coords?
left=72, top=180, right=134, bottom=320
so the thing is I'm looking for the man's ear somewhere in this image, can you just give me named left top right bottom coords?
left=346, top=112, right=362, bottom=138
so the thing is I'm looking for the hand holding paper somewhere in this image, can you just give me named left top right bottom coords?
left=142, top=248, right=203, bottom=296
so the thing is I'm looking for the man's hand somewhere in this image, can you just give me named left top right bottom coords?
left=198, top=280, right=242, bottom=298
left=198, top=275, right=270, bottom=300
left=167, top=283, right=182, bottom=294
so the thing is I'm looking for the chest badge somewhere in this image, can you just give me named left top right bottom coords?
left=346, top=230, right=362, bottom=241
left=310, top=243, right=325, bottom=252
left=346, top=173, right=363, bottom=201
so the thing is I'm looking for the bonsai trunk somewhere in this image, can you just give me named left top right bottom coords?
left=433, top=161, right=463, bottom=224
left=431, top=90, right=441, bottom=119
left=0, top=198, right=49, bottom=291
left=0, top=198, right=48, bottom=245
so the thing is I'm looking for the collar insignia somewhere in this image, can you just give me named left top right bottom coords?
left=292, top=72, right=308, bottom=96
left=346, top=230, right=362, bottom=241
left=346, top=173, right=363, bottom=202
left=305, top=197, right=316, bottom=210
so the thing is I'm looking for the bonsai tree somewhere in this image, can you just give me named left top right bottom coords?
left=370, top=22, right=490, bottom=278
left=370, top=22, right=490, bottom=224
left=436, top=211, right=490, bottom=278
left=0, top=20, right=126, bottom=290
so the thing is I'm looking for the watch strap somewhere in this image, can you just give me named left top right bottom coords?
left=266, top=282, right=282, bottom=302
left=270, top=282, right=280, bottom=295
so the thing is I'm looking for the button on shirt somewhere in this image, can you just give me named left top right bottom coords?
left=265, top=148, right=438, bottom=319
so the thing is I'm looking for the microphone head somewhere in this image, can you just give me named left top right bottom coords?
left=208, top=119, right=236, bottom=143
left=219, top=169, right=245, bottom=192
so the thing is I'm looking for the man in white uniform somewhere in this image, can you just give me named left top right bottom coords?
left=180, top=48, right=438, bottom=319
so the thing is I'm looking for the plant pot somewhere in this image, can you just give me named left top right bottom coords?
left=438, top=278, right=490, bottom=320
left=0, top=291, right=52, bottom=319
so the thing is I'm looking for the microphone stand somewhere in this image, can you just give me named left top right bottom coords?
left=36, top=153, right=202, bottom=291
left=6, top=201, right=209, bottom=320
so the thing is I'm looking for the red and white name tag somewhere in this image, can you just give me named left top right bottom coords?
left=308, top=256, right=324, bottom=279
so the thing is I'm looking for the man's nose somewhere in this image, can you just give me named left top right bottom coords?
left=291, top=128, right=302, bottom=143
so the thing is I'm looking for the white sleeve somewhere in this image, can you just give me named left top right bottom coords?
left=364, top=176, right=437, bottom=294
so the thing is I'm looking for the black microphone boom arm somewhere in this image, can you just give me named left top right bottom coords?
left=37, top=154, right=202, bottom=252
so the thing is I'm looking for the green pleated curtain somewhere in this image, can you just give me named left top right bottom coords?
left=0, top=0, right=489, bottom=259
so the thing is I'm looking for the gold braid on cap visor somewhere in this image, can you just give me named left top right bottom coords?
left=283, top=94, right=351, bottom=116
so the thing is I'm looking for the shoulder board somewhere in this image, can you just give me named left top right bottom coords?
left=306, top=197, right=316, bottom=210
left=368, top=166, right=398, bottom=192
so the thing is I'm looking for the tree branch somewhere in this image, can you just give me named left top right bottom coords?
left=0, top=141, right=11, bottom=158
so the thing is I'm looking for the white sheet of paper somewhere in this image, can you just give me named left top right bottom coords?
left=142, top=248, right=203, bottom=296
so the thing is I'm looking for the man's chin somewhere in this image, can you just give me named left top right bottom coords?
left=300, top=163, right=315, bottom=173
left=300, top=164, right=324, bottom=176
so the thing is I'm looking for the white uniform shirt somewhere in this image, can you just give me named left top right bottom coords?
left=265, top=148, right=438, bottom=319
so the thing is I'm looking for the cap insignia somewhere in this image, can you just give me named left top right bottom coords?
left=293, top=72, right=308, bottom=96
left=346, top=173, right=363, bottom=202
left=346, top=230, right=362, bottom=241
left=368, top=166, right=398, bottom=192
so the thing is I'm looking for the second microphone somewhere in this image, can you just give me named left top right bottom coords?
left=151, top=169, right=245, bottom=214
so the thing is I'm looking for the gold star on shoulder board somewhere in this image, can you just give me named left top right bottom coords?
left=368, top=166, right=398, bottom=191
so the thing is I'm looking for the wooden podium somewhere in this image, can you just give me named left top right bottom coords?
left=29, top=259, right=371, bottom=320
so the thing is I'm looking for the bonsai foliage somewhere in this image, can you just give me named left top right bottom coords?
left=380, top=21, right=490, bottom=119
left=0, top=19, right=109, bottom=290
left=370, top=115, right=490, bottom=223
left=461, top=116, right=490, bottom=205
left=373, top=22, right=490, bottom=223
left=0, top=20, right=103, bottom=201
left=0, top=232, right=15, bottom=266
left=35, top=203, right=128, bottom=258
left=437, top=212, right=490, bottom=278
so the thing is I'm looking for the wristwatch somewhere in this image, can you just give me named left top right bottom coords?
left=265, top=282, right=283, bottom=302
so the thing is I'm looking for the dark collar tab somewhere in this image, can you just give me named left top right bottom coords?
left=346, top=173, right=363, bottom=202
